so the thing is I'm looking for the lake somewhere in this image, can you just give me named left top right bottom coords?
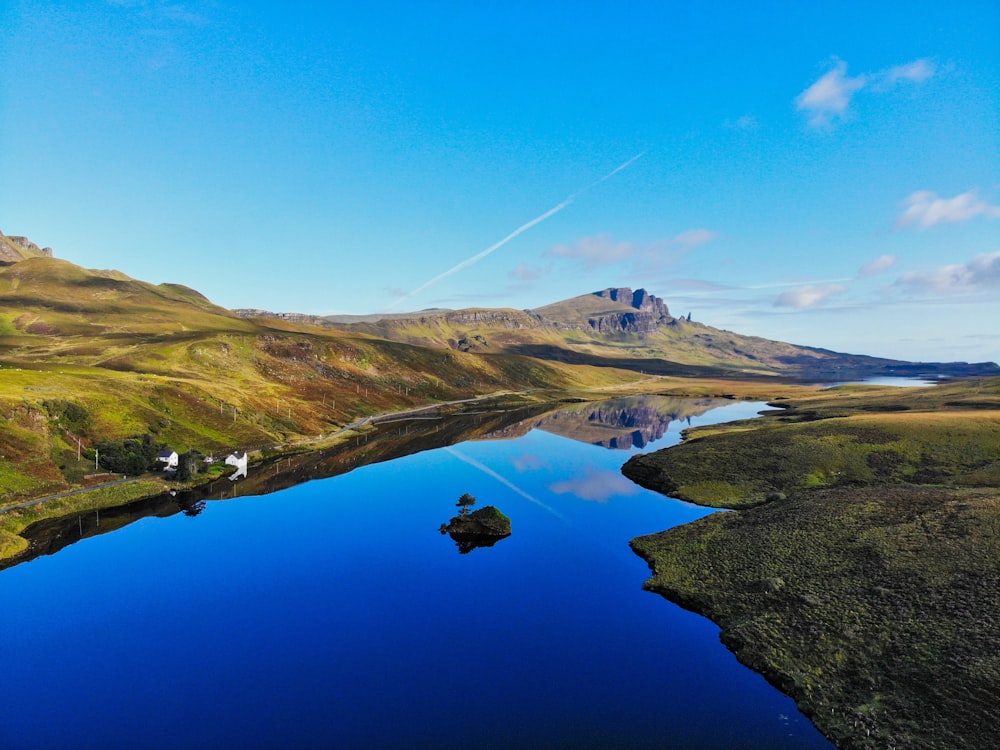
left=0, top=396, right=833, bottom=749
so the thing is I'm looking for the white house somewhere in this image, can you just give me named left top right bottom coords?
left=225, top=451, right=248, bottom=481
left=156, top=450, right=179, bottom=471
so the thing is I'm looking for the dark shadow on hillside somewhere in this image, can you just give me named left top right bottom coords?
left=505, top=343, right=1000, bottom=381
left=503, top=344, right=746, bottom=379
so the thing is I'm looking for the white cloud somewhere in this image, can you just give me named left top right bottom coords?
left=668, top=228, right=718, bottom=248
left=796, top=57, right=936, bottom=128
left=796, top=60, right=867, bottom=127
left=548, top=229, right=717, bottom=275
left=666, top=278, right=734, bottom=292
left=547, top=234, right=635, bottom=269
left=513, top=454, right=547, bottom=472
left=548, top=470, right=639, bottom=503
left=858, top=254, right=898, bottom=277
left=160, top=5, right=209, bottom=26
left=638, top=229, right=718, bottom=271
left=895, top=190, right=1000, bottom=230
left=896, top=251, right=1000, bottom=294
left=509, top=263, right=548, bottom=282
left=773, top=284, right=848, bottom=309
left=884, top=58, right=936, bottom=84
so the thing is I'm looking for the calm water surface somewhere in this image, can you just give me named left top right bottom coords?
left=1, top=398, right=833, bottom=749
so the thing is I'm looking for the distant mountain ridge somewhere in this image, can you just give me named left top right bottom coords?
left=0, top=229, right=998, bottom=510
left=236, top=286, right=999, bottom=380
left=2, top=228, right=998, bottom=386
left=235, top=286, right=674, bottom=336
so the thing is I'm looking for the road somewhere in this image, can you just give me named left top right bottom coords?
left=2, top=390, right=525, bottom=515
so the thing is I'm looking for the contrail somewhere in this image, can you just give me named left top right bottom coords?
left=445, top=447, right=567, bottom=521
left=573, top=150, right=646, bottom=197
left=385, top=199, right=572, bottom=311
left=385, top=152, right=645, bottom=311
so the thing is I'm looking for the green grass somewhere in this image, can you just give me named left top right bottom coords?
left=0, top=256, right=657, bottom=505
left=632, top=486, right=1000, bottom=750
left=0, top=479, right=169, bottom=560
left=627, top=377, right=1000, bottom=749
left=624, top=383, right=1000, bottom=508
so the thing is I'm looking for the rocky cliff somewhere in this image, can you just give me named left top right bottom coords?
left=233, top=308, right=332, bottom=326
left=584, top=287, right=672, bottom=334
left=0, top=231, right=53, bottom=263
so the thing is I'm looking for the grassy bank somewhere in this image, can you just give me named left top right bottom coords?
left=625, top=377, right=1000, bottom=750
left=0, top=377, right=820, bottom=566
left=0, top=390, right=540, bottom=564
left=0, top=479, right=171, bottom=558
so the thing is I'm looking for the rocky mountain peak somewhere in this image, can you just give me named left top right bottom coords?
left=593, top=287, right=670, bottom=318
left=0, top=231, right=54, bottom=263
left=586, top=287, right=671, bottom=334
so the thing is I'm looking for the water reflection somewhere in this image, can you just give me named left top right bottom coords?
left=224, top=451, right=249, bottom=480
left=438, top=493, right=513, bottom=554
left=446, top=533, right=507, bottom=554
left=0, top=396, right=834, bottom=749
left=1, top=402, right=556, bottom=572
left=486, top=395, right=729, bottom=449
left=3, top=396, right=727, bottom=571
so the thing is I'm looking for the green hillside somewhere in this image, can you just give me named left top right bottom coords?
left=2, top=244, right=996, bottom=516
left=301, top=288, right=999, bottom=381
left=0, top=255, right=639, bottom=507
left=626, top=378, right=1000, bottom=749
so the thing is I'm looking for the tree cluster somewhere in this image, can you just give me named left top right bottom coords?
left=175, top=450, right=205, bottom=481
left=94, top=434, right=164, bottom=475
left=42, top=399, right=90, bottom=433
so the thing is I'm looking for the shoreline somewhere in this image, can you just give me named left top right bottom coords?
left=1, top=374, right=808, bottom=520
left=0, top=389, right=550, bottom=562
left=4, top=380, right=731, bottom=564
left=623, top=377, right=1000, bottom=749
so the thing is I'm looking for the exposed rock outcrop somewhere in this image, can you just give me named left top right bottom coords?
left=594, top=287, right=670, bottom=317
left=0, top=231, right=54, bottom=263
left=587, top=287, right=672, bottom=334
left=455, top=334, right=488, bottom=352
left=233, top=309, right=332, bottom=326
left=440, top=505, right=512, bottom=554
left=443, top=309, right=536, bottom=329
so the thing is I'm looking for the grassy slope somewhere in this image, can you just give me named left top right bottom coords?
left=0, top=232, right=49, bottom=263
left=625, top=378, right=1000, bottom=750
left=326, top=290, right=998, bottom=380
left=0, top=257, right=641, bottom=506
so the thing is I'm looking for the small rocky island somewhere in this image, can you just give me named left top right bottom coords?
left=440, top=494, right=511, bottom=554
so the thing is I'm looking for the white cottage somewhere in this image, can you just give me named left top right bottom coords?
left=225, top=451, right=248, bottom=481
left=156, top=450, right=179, bottom=471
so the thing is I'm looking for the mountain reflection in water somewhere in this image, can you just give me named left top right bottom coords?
left=486, top=395, right=729, bottom=449
left=1, top=394, right=834, bottom=750
left=3, top=396, right=726, bottom=572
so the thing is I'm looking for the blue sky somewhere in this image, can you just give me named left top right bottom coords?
left=1, top=1, right=998, bottom=362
